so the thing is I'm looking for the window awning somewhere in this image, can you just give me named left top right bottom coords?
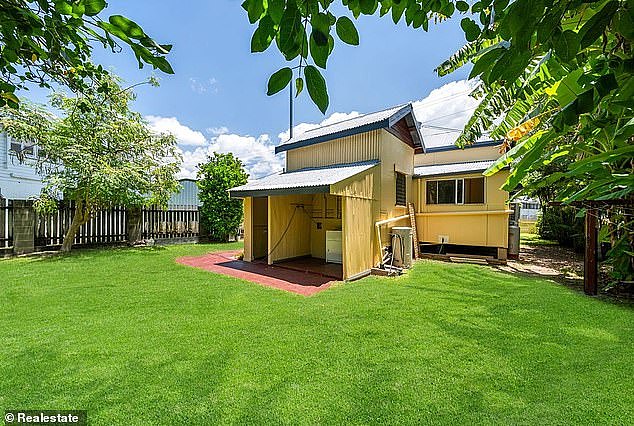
left=413, top=160, right=498, bottom=178
left=229, top=161, right=379, bottom=198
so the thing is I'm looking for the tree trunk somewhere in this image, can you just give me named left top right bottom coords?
left=61, top=201, right=87, bottom=252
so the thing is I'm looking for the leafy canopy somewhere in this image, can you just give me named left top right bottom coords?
left=0, top=0, right=173, bottom=107
left=243, top=0, right=460, bottom=112
left=0, top=74, right=182, bottom=250
left=244, top=0, right=633, bottom=203
left=197, top=152, right=249, bottom=242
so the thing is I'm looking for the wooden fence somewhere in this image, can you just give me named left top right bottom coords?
left=142, top=208, right=199, bottom=240
left=0, top=199, right=200, bottom=252
left=34, top=203, right=128, bottom=248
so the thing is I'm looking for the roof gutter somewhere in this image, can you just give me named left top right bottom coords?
left=412, top=165, right=509, bottom=179
left=229, top=184, right=331, bottom=199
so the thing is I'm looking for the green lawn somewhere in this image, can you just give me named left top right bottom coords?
left=1, top=243, right=632, bottom=425
left=520, top=232, right=559, bottom=246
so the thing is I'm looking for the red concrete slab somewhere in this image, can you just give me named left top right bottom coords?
left=275, top=257, right=343, bottom=280
left=176, top=251, right=338, bottom=296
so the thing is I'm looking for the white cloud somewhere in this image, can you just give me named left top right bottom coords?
left=206, top=126, right=229, bottom=136
left=146, top=115, right=283, bottom=180
left=176, top=133, right=283, bottom=181
left=189, top=77, right=219, bottom=94
left=277, top=111, right=361, bottom=142
left=209, top=133, right=283, bottom=179
left=151, top=79, right=486, bottom=183
left=412, top=79, right=483, bottom=147
left=146, top=115, right=207, bottom=147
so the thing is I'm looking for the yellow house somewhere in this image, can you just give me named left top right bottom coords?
left=230, top=104, right=510, bottom=281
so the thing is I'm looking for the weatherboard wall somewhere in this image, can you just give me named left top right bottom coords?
left=285, top=130, right=381, bottom=172
left=376, top=130, right=415, bottom=245
left=342, top=196, right=375, bottom=279
left=0, top=132, right=46, bottom=200
left=331, top=164, right=381, bottom=275
left=267, top=194, right=313, bottom=264
left=414, top=170, right=510, bottom=248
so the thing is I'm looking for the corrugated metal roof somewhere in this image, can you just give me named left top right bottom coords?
left=168, top=179, right=201, bottom=208
left=275, top=104, right=422, bottom=153
left=413, top=160, right=497, bottom=178
left=423, top=139, right=501, bottom=153
left=229, top=161, right=379, bottom=197
left=418, top=129, right=496, bottom=150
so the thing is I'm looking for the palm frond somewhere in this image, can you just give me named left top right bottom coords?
left=435, top=38, right=504, bottom=77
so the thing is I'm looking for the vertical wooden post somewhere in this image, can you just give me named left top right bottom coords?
left=584, top=207, right=598, bottom=295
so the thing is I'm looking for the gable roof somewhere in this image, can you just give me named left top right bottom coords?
left=413, top=160, right=498, bottom=178
left=275, top=104, right=424, bottom=154
left=229, top=160, right=379, bottom=198
left=421, top=139, right=501, bottom=154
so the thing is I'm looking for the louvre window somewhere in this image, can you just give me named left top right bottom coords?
left=395, top=172, right=406, bottom=206
left=426, top=177, right=485, bottom=204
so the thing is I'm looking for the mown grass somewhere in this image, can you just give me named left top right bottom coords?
left=520, top=232, right=559, bottom=246
left=1, top=243, right=632, bottom=425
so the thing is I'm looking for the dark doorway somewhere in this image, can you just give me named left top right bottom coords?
left=252, top=197, right=268, bottom=259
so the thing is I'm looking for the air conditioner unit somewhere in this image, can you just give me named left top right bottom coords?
left=391, top=226, right=413, bottom=268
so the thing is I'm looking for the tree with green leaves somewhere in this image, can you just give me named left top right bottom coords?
left=197, top=153, right=249, bottom=242
left=0, top=75, right=181, bottom=252
left=0, top=0, right=173, bottom=108
left=243, top=0, right=634, bottom=282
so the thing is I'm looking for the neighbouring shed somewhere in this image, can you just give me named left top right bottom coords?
left=168, top=179, right=201, bottom=210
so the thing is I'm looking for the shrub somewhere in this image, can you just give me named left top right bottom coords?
left=197, top=153, right=248, bottom=242
left=537, top=206, right=584, bottom=252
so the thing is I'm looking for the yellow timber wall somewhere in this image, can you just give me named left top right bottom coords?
left=520, top=219, right=538, bottom=234
left=332, top=164, right=380, bottom=278
left=285, top=130, right=381, bottom=171
left=267, top=194, right=313, bottom=264
left=242, top=196, right=268, bottom=262
left=376, top=130, right=415, bottom=246
left=342, top=197, right=375, bottom=279
left=281, top=129, right=415, bottom=275
left=414, top=170, right=510, bottom=248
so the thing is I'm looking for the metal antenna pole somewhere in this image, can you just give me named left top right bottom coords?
left=289, top=79, right=294, bottom=140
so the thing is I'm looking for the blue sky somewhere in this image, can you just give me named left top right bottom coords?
left=27, top=0, right=480, bottom=178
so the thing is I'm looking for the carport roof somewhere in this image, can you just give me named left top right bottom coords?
left=229, top=160, right=379, bottom=198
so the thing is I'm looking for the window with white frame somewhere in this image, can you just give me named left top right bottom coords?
left=9, top=138, right=38, bottom=158
left=426, top=177, right=485, bottom=205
